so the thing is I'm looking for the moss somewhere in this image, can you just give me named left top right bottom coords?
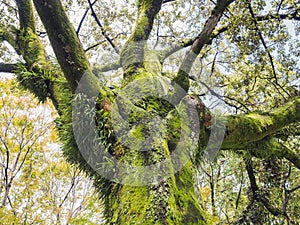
left=33, top=0, right=92, bottom=91
left=173, top=70, right=190, bottom=93
left=110, top=185, right=151, bottom=224
left=52, top=60, right=210, bottom=224
left=223, top=97, right=300, bottom=149
left=135, top=16, right=149, bottom=39
left=166, top=162, right=208, bottom=225
left=16, top=0, right=36, bottom=32
left=16, top=28, right=48, bottom=69
left=15, top=63, right=52, bottom=102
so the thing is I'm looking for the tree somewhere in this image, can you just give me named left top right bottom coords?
left=0, top=78, right=104, bottom=224
left=0, top=0, right=299, bottom=224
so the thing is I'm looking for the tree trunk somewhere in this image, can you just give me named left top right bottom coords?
left=105, top=163, right=207, bottom=225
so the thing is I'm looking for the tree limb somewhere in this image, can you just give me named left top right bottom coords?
left=15, top=0, right=48, bottom=68
left=32, top=0, right=96, bottom=92
left=159, top=8, right=300, bottom=62
left=162, top=0, right=175, bottom=4
left=256, top=9, right=300, bottom=21
left=222, top=96, right=300, bottom=149
left=245, top=158, right=284, bottom=216
left=87, top=0, right=119, bottom=54
left=15, top=0, right=35, bottom=32
left=76, top=0, right=97, bottom=35
left=159, top=26, right=228, bottom=62
left=0, top=25, right=19, bottom=52
left=92, top=61, right=121, bottom=73
left=120, top=0, right=163, bottom=76
left=173, top=0, right=234, bottom=91
left=0, top=63, right=18, bottom=73
left=272, top=141, right=300, bottom=170
left=244, top=137, right=300, bottom=170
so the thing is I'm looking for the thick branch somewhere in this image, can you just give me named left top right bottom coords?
left=32, top=0, right=96, bottom=92
left=120, top=0, right=163, bottom=76
left=15, top=0, right=35, bottom=32
left=222, top=96, right=300, bottom=149
left=245, top=137, right=300, bottom=170
left=173, top=0, right=234, bottom=91
left=0, top=63, right=18, bottom=73
left=0, top=26, right=19, bottom=51
left=14, top=0, right=48, bottom=68
left=93, top=61, right=121, bottom=73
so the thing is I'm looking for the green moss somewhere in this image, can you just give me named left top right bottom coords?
left=135, top=16, right=149, bottom=38
left=17, top=28, right=48, bottom=69
left=110, top=185, right=151, bottom=224
left=173, top=70, right=190, bottom=92
left=222, top=97, right=300, bottom=149
left=15, top=63, right=52, bottom=102
left=53, top=61, right=210, bottom=224
left=33, top=0, right=92, bottom=91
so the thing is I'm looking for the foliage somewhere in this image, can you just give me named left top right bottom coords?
left=0, top=78, right=104, bottom=224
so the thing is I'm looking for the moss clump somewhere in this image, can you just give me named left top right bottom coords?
left=15, top=63, right=52, bottom=102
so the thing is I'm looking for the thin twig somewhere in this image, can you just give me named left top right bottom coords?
left=87, top=0, right=119, bottom=54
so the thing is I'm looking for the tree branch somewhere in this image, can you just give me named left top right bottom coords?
left=120, top=0, right=163, bottom=76
left=272, top=142, right=300, bottom=170
left=247, top=1, right=290, bottom=99
left=159, top=9, right=300, bottom=62
left=92, top=61, right=121, bottom=73
left=245, top=137, right=300, bottom=170
left=222, top=96, right=300, bottom=149
left=15, top=0, right=48, bottom=69
left=76, top=0, right=97, bottom=35
left=256, top=9, right=300, bottom=22
left=15, top=0, right=36, bottom=32
left=245, top=158, right=284, bottom=216
left=87, top=0, right=119, bottom=54
left=0, top=63, right=18, bottom=73
left=162, top=0, right=175, bottom=4
left=173, top=0, right=234, bottom=91
left=159, top=26, right=229, bottom=62
left=0, top=26, right=19, bottom=52
left=32, top=0, right=96, bottom=92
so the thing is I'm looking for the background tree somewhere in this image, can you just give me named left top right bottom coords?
left=0, top=0, right=299, bottom=224
left=0, top=77, right=104, bottom=224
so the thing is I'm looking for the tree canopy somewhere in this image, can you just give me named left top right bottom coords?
left=0, top=0, right=299, bottom=224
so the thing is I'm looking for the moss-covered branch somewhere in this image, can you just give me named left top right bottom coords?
left=6, top=0, right=70, bottom=111
left=0, top=25, right=19, bottom=51
left=120, top=0, right=163, bottom=76
left=247, top=137, right=300, bottom=170
left=16, top=0, right=36, bottom=32
left=173, top=0, right=234, bottom=91
left=222, top=96, right=300, bottom=149
left=13, top=0, right=48, bottom=69
left=32, top=0, right=96, bottom=92
left=93, top=61, right=121, bottom=73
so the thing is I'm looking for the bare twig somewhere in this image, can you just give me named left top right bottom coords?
left=87, top=0, right=119, bottom=54
left=76, top=0, right=98, bottom=35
